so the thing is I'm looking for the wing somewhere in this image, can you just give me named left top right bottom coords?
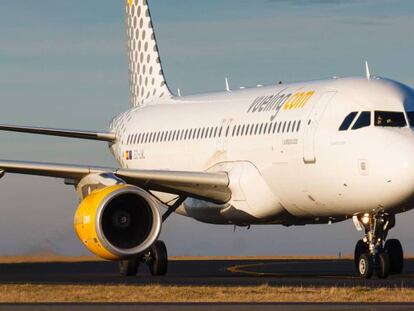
left=0, top=160, right=230, bottom=203
left=0, top=125, right=116, bottom=142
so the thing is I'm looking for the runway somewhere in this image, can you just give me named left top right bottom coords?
left=1, top=257, right=414, bottom=287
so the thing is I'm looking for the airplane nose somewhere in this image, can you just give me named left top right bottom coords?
left=384, top=134, right=414, bottom=206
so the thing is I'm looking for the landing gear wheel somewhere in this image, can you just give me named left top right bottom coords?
left=358, top=254, right=374, bottom=279
left=149, top=240, right=168, bottom=276
left=119, top=257, right=139, bottom=276
left=354, top=240, right=369, bottom=269
left=376, top=252, right=390, bottom=279
left=385, top=239, right=404, bottom=275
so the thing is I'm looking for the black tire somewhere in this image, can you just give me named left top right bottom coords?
left=149, top=240, right=168, bottom=276
left=354, top=240, right=369, bottom=269
left=385, top=239, right=404, bottom=275
left=119, top=257, right=139, bottom=276
left=358, top=253, right=374, bottom=279
left=376, top=252, right=390, bottom=279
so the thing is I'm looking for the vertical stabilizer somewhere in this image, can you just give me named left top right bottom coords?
left=125, top=0, right=172, bottom=107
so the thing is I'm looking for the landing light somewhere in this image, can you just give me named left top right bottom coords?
left=361, top=214, right=370, bottom=225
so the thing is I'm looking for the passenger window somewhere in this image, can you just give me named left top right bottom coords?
left=250, top=124, right=254, bottom=135
left=218, top=126, right=223, bottom=137
left=339, top=112, right=358, bottom=131
left=226, top=126, right=230, bottom=137
left=273, top=123, right=277, bottom=133
left=263, top=123, right=268, bottom=134
left=214, top=127, right=218, bottom=137
left=277, top=122, right=282, bottom=133
left=287, top=121, right=291, bottom=133
left=297, top=121, right=301, bottom=132
left=375, top=111, right=407, bottom=127
left=352, top=111, right=371, bottom=130
left=282, top=122, right=286, bottom=133
left=259, top=124, right=263, bottom=134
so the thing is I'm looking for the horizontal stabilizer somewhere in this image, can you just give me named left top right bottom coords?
left=0, top=125, right=116, bottom=142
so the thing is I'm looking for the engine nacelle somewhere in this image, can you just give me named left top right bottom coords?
left=74, top=184, right=162, bottom=260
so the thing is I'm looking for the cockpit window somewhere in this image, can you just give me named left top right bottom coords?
left=339, top=112, right=358, bottom=131
left=406, top=112, right=414, bottom=127
left=374, top=111, right=407, bottom=127
left=352, top=111, right=371, bottom=130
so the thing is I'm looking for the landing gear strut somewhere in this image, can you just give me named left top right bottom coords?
left=354, top=213, right=403, bottom=279
left=118, top=240, right=168, bottom=277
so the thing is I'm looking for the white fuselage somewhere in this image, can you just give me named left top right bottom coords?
left=109, top=77, right=414, bottom=226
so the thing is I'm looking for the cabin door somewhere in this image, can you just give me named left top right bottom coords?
left=303, top=91, right=337, bottom=164
left=216, top=119, right=233, bottom=155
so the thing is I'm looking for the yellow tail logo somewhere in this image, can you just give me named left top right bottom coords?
left=128, top=0, right=134, bottom=7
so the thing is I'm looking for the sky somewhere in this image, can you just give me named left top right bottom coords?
left=0, top=0, right=414, bottom=257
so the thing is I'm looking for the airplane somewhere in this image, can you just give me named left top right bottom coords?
left=0, top=0, right=413, bottom=280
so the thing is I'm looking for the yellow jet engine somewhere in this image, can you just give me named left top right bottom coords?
left=74, top=184, right=162, bottom=260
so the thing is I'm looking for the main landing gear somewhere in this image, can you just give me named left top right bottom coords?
left=354, top=213, right=404, bottom=279
left=119, top=240, right=168, bottom=277
left=118, top=195, right=187, bottom=277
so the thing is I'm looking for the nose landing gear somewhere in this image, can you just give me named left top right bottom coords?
left=354, top=213, right=404, bottom=279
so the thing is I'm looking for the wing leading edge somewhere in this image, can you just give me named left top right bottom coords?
left=0, top=160, right=231, bottom=204
left=0, top=125, right=116, bottom=142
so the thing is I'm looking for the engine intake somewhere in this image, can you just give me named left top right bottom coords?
left=74, top=185, right=161, bottom=260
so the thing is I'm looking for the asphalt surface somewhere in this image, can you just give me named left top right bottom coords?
left=3, top=259, right=414, bottom=310
left=1, top=258, right=414, bottom=287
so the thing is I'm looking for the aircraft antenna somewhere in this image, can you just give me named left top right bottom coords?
left=225, top=77, right=231, bottom=92
left=365, top=61, right=371, bottom=80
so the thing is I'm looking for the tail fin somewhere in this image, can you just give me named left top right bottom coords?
left=125, top=0, right=172, bottom=107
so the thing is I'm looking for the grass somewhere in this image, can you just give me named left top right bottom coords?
left=1, top=255, right=414, bottom=303
left=1, top=284, right=414, bottom=303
